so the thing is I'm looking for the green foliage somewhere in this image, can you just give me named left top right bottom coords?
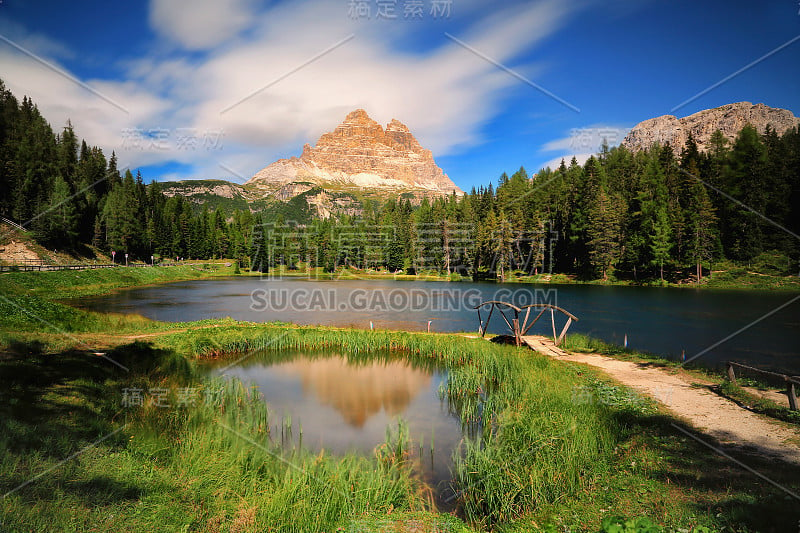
left=599, top=515, right=662, bottom=533
left=2, top=78, right=800, bottom=284
left=2, top=282, right=800, bottom=532
left=751, top=249, right=795, bottom=275
left=231, top=121, right=800, bottom=283
left=0, top=80, right=256, bottom=264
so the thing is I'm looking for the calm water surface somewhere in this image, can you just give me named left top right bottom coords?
left=76, top=277, right=800, bottom=373
left=207, top=350, right=465, bottom=505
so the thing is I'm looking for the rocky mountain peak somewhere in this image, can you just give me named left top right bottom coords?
left=329, top=108, right=384, bottom=139
left=386, top=118, right=410, bottom=132
left=622, top=102, right=800, bottom=153
left=344, top=108, right=373, bottom=122
left=247, top=109, right=462, bottom=199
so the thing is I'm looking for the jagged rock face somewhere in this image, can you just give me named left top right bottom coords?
left=271, top=182, right=314, bottom=201
left=622, top=102, right=800, bottom=153
left=161, top=180, right=247, bottom=200
left=247, top=109, right=462, bottom=196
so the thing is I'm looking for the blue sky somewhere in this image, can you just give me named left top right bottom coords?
left=1, top=0, right=798, bottom=191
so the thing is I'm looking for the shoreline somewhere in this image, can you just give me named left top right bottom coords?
left=5, top=256, right=800, bottom=292
left=248, top=265, right=800, bottom=291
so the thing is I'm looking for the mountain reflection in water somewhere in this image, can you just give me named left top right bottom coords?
left=215, top=351, right=465, bottom=499
left=268, top=357, right=431, bottom=427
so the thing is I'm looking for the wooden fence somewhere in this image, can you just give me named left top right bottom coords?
left=0, top=262, right=121, bottom=272
left=0, top=261, right=232, bottom=273
left=725, top=361, right=800, bottom=410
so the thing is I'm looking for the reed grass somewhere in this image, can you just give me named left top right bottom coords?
left=128, top=377, right=430, bottom=532
left=158, top=325, right=630, bottom=528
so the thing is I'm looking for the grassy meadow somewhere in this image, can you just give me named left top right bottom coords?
left=0, top=268, right=798, bottom=532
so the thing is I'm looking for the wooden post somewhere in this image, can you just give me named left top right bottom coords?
left=513, top=318, right=520, bottom=346
left=521, top=306, right=531, bottom=334
left=497, top=307, right=514, bottom=331
left=788, top=381, right=798, bottom=411
left=482, top=305, right=495, bottom=338
left=556, top=317, right=572, bottom=347
left=726, top=362, right=736, bottom=383
left=550, top=308, right=556, bottom=344
left=522, top=307, right=547, bottom=336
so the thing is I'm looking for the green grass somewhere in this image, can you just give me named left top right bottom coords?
left=716, top=380, right=800, bottom=425
left=4, top=327, right=799, bottom=531
left=2, top=268, right=800, bottom=531
left=0, top=264, right=240, bottom=337
left=0, top=339, right=451, bottom=532
left=702, top=267, right=800, bottom=290
left=257, top=264, right=800, bottom=291
left=560, top=333, right=670, bottom=362
left=0, top=263, right=237, bottom=299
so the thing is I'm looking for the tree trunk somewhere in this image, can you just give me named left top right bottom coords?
left=443, top=221, right=451, bottom=274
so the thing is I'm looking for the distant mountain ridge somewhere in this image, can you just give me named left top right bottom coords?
left=622, top=102, right=800, bottom=153
left=159, top=179, right=255, bottom=213
left=160, top=109, right=461, bottom=219
left=163, top=103, right=800, bottom=218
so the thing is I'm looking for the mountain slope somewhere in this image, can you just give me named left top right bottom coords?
left=622, top=102, right=800, bottom=153
left=161, top=109, right=462, bottom=218
left=159, top=179, right=256, bottom=214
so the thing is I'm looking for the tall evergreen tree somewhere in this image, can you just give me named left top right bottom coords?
left=724, top=125, right=769, bottom=261
left=687, top=180, right=718, bottom=282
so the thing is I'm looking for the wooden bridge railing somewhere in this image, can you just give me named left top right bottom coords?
left=725, top=361, right=800, bottom=411
left=0, top=263, right=120, bottom=272
left=474, top=300, right=578, bottom=347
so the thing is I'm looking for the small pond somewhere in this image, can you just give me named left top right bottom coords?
left=208, top=349, right=469, bottom=507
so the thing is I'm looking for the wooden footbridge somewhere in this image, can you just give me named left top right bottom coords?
left=473, top=300, right=578, bottom=356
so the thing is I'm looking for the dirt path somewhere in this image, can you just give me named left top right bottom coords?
left=558, top=350, right=800, bottom=464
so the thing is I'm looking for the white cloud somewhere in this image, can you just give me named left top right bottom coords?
left=535, top=123, right=630, bottom=172
left=0, top=48, right=170, bottom=168
left=2, top=0, right=587, bottom=182
left=541, top=124, right=631, bottom=153
left=149, top=0, right=257, bottom=50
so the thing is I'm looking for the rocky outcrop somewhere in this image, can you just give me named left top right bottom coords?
left=303, top=190, right=361, bottom=219
left=622, top=102, right=800, bottom=153
left=247, top=109, right=462, bottom=197
left=271, top=182, right=315, bottom=201
left=0, top=239, right=40, bottom=263
left=161, top=179, right=249, bottom=200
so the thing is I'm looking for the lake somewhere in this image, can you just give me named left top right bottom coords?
left=76, top=277, right=800, bottom=374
